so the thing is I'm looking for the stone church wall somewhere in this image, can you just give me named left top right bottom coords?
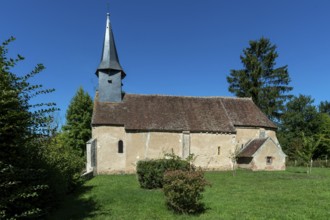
left=125, top=131, right=182, bottom=173
left=92, top=126, right=279, bottom=174
left=92, top=126, right=183, bottom=174
left=92, top=126, right=126, bottom=174
left=190, top=133, right=235, bottom=170
left=235, top=128, right=278, bottom=149
left=251, top=139, right=286, bottom=171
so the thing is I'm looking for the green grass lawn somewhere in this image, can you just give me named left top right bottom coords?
left=48, top=167, right=330, bottom=220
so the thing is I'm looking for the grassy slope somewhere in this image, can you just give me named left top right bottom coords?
left=49, top=167, right=330, bottom=220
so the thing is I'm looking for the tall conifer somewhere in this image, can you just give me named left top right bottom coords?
left=227, top=37, right=292, bottom=121
left=62, top=87, right=93, bottom=156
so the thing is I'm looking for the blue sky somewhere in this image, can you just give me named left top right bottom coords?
left=1, top=0, right=329, bottom=125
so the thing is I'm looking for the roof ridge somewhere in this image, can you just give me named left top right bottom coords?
left=125, top=93, right=252, bottom=100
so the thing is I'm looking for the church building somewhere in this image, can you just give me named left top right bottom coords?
left=86, top=14, right=286, bottom=174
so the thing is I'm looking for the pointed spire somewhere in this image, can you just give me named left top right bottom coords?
left=96, top=13, right=125, bottom=78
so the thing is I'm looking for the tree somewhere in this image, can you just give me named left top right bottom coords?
left=0, top=37, right=57, bottom=218
left=62, top=87, right=93, bottom=156
left=229, top=144, right=241, bottom=176
left=319, top=101, right=330, bottom=115
left=0, top=37, right=84, bottom=219
left=313, top=113, right=330, bottom=158
left=297, top=133, right=321, bottom=174
left=280, top=95, right=319, bottom=136
left=227, top=37, right=292, bottom=121
left=278, top=94, right=324, bottom=159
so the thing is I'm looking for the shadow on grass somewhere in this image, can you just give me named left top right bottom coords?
left=286, top=167, right=309, bottom=174
left=289, top=170, right=307, bottom=174
left=281, top=168, right=326, bottom=180
left=166, top=202, right=209, bottom=217
left=48, top=185, right=103, bottom=219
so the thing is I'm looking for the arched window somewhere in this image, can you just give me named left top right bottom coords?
left=217, top=146, right=221, bottom=155
left=118, top=140, right=124, bottom=153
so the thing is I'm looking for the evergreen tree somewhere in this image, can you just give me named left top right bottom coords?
left=0, top=37, right=57, bottom=219
left=227, top=37, right=292, bottom=121
left=62, top=87, right=93, bottom=156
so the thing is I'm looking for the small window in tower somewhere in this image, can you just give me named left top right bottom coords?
left=108, top=80, right=112, bottom=83
left=217, top=146, right=221, bottom=155
left=118, top=140, right=124, bottom=153
left=266, top=156, right=272, bottom=165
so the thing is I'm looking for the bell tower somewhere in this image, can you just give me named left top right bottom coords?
left=96, top=13, right=126, bottom=102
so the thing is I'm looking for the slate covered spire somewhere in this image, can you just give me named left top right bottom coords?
left=96, top=13, right=125, bottom=78
left=96, top=13, right=125, bottom=103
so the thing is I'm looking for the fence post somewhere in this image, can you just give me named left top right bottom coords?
left=326, top=155, right=328, bottom=167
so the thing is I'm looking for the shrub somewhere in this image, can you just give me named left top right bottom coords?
left=163, top=169, right=211, bottom=214
left=0, top=37, right=85, bottom=219
left=136, top=155, right=192, bottom=189
left=42, top=136, right=84, bottom=196
left=0, top=37, right=58, bottom=219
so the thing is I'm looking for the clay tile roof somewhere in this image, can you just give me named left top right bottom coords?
left=92, top=93, right=277, bottom=132
left=238, top=138, right=268, bottom=157
left=221, top=98, right=276, bottom=128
